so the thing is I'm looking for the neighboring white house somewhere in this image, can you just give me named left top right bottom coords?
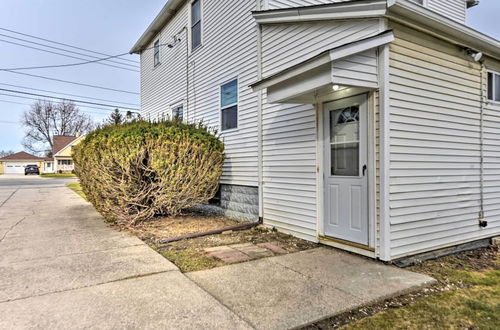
left=131, top=0, right=500, bottom=261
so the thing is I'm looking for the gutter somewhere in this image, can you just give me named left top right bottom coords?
left=252, top=0, right=500, bottom=61
left=130, top=0, right=186, bottom=54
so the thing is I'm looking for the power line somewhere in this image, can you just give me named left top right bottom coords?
left=0, top=27, right=139, bottom=65
left=0, top=88, right=139, bottom=111
left=0, top=93, right=131, bottom=114
left=0, top=82, right=139, bottom=107
left=0, top=32, right=139, bottom=69
left=0, top=38, right=139, bottom=72
left=2, top=70, right=140, bottom=95
left=0, top=120, right=18, bottom=124
left=0, top=98, right=114, bottom=116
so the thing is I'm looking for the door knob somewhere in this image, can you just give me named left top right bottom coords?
left=362, top=165, right=367, bottom=176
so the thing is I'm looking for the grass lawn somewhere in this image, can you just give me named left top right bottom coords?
left=306, top=246, right=499, bottom=330
left=41, top=173, right=77, bottom=178
left=66, top=181, right=86, bottom=200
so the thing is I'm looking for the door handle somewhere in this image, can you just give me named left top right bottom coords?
left=362, top=165, right=367, bottom=176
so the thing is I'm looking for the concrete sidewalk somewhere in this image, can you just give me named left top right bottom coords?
left=0, top=176, right=435, bottom=329
left=0, top=178, right=251, bottom=329
left=188, top=248, right=436, bottom=329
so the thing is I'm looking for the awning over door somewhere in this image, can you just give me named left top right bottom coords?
left=251, top=30, right=394, bottom=104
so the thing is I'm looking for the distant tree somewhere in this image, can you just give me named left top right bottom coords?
left=0, top=150, right=15, bottom=158
left=21, top=100, right=94, bottom=155
left=105, top=109, right=126, bottom=126
left=104, top=109, right=138, bottom=126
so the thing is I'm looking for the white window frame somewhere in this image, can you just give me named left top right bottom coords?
left=487, top=69, right=500, bottom=104
left=171, top=101, right=185, bottom=122
left=409, top=0, right=427, bottom=7
left=219, top=78, right=239, bottom=133
left=153, top=39, right=160, bottom=67
left=189, top=0, right=203, bottom=53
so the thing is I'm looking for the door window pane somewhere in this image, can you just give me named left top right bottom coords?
left=330, top=106, right=360, bottom=176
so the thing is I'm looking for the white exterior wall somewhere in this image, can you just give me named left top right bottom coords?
left=388, top=23, right=500, bottom=258
left=140, top=0, right=259, bottom=187
left=332, top=49, right=379, bottom=89
left=427, top=0, right=466, bottom=23
left=264, top=0, right=467, bottom=23
left=261, top=19, right=381, bottom=241
left=265, top=0, right=347, bottom=9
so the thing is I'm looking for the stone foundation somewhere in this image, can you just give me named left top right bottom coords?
left=194, top=184, right=259, bottom=222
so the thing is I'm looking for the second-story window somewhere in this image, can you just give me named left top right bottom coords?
left=409, top=0, right=424, bottom=5
left=154, top=39, right=160, bottom=66
left=220, top=79, right=238, bottom=131
left=488, top=71, right=500, bottom=102
left=191, top=0, right=202, bottom=50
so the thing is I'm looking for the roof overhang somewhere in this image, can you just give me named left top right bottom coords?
left=251, top=30, right=394, bottom=92
left=252, top=0, right=387, bottom=24
left=130, top=0, right=186, bottom=54
left=251, top=31, right=394, bottom=103
left=253, top=0, right=500, bottom=61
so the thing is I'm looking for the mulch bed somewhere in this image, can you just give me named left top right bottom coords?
left=113, top=210, right=318, bottom=272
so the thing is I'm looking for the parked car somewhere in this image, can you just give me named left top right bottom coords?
left=24, top=164, right=40, bottom=175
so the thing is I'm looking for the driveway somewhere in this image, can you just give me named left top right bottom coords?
left=0, top=175, right=251, bottom=329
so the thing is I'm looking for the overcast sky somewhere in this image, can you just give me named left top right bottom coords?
left=0, top=0, right=499, bottom=152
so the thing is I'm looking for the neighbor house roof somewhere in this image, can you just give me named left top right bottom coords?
left=0, top=151, right=44, bottom=161
left=52, top=135, right=77, bottom=155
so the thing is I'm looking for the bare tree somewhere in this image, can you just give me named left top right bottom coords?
left=22, top=100, right=94, bottom=155
left=0, top=150, right=15, bottom=158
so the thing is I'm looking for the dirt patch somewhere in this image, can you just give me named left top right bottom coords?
left=303, top=245, right=499, bottom=329
left=115, top=211, right=318, bottom=272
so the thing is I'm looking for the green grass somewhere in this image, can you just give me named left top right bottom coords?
left=42, top=173, right=77, bottom=178
left=158, top=248, right=225, bottom=273
left=342, top=264, right=500, bottom=330
left=66, top=181, right=86, bottom=200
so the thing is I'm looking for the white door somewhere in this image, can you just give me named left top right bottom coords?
left=323, top=94, right=368, bottom=245
left=4, top=162, right=30, bottom=174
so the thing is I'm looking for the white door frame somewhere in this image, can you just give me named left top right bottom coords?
left=316, top=91, right=377, bottom=251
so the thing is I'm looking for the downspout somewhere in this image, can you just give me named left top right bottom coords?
left=478, top=62, right=487, bottom=227
left=185, top=26, right=189, bottom=122
left=256, top=0, right=264, bottom=222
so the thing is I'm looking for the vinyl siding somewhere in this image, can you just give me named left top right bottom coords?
left=264, top=0, right=467, bottom=23
left=262, top=19, right=381, bottom=76
left=266, top=0, right=348, bottom=9
left=140, top=0, right=259, bottom=187
left=388, top=23, right=500, bottom=258
left=260, top=19, right=382, bottom=242
left=332, top=49, right=379, bottom=88
left=427, top=0, right=466, bottom=23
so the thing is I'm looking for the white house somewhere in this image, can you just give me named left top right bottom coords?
left=131, top=0, right=500, bottom=261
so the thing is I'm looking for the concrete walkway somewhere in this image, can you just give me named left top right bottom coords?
left=188, top=248, right=436, bottom=329
left=0, top=176, right=250, bottom=329
left=0, top=175, right=435, bottom=329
